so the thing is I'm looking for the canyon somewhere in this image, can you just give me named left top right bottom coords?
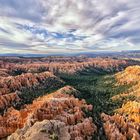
left=0, top=56, right=139, bottom=140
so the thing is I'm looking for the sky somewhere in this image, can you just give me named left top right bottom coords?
left=0, top=0, right=140, bottom=54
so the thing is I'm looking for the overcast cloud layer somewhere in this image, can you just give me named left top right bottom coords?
left=0, top=0, right=140, bottom=54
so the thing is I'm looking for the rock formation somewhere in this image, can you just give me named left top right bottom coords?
left=102, top=66, right=140, bottom=140
left=0, top=86, right=96, bottom=139
left=101, top=113, right=140, bottom=140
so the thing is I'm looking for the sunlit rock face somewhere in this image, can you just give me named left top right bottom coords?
left=0, top=71, right=63, bottom=95
left=101, top=113, right=140, bottom=140
left=114, top=66, right=140, bottom=114
left=0, top=86, right=96, bottom=139
left=0, top=71, right=63, bottom=112
left=116, top=65, right=140, bottom=85
left=12, top=58, right=128, bottom=74
left=0, top=92, right=20, bottom=110
left=0, top=57, right=129, bottom=75
left=101, top=66, right=140, bottom=140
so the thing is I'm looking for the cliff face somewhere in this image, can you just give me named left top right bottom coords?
left=0, top=71, right=63, bottom=95
left=0, top=92, right=20, bottom=110
left=0, top=57, right=129, bottom=75
left=115, top=65, right=140, bottom=84
left=101, top=66, right=140, bottom=140
left=0, top=72, right=63, bottom=112
left=11, top=58, right=128, bottom=75
left=101, top=113, right=140, bottom=140
left=114, top=66, right=140, bottom=116
left=0, top=86, right=96, bottom=139
left=115, top=65, right=140, bottom=99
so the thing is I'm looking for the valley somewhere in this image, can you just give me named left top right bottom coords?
left=0, top=56, right=139, bottom=140
left=60, top=71, right=138, bottom=139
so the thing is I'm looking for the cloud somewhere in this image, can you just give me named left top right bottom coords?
left=0, top=0, right=140, bottom=54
